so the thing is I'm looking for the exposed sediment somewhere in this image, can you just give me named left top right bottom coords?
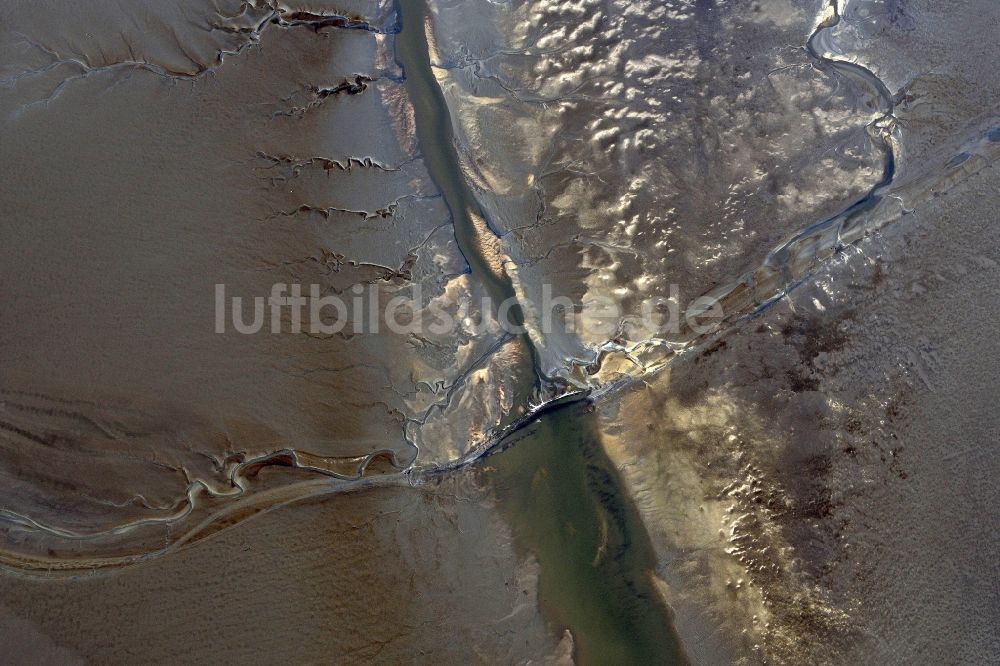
left=1, top=0, right=999, bottom=663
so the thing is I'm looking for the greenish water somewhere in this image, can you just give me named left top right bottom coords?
left=395, top=1, right=686, bottom=661
left=483, top=401, right=687, bottom=664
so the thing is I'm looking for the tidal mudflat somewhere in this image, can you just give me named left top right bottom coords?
left=2, top=0, right=999, bottom=663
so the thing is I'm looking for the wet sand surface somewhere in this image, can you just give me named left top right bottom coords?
left=0, top=0, right=677, bottom=660
left=2, top=0, right=1000, bottom=662
left=598, top=161, right=1000, bottom=664
left=0, top=478, right=566, bottom=663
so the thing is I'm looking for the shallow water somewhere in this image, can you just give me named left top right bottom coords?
left=483, top=401, right=687, bottom=664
